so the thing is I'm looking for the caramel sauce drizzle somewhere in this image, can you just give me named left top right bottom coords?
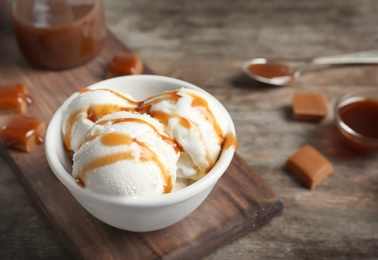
left=187, top=92, right=224, bottom=144
left=222, top=131, right=238, bottom=150
left=140, top=90, right=223, bottom=142
left=64, top=88, right=140, bottom=150
left=149, top=110, right=191, bottom=130
left=68, top=88, right=236, bottom=191
left=64, top=108, right=86, bottom=150
left=76, top=132, right=172, bottom=193
left=139, top=90, right=225, bottom=172
left=154, top=112, right=216, bottom=173
left=87, top=104, right=136, bottom=122
left=76, top=87, right=141, bottom=107
left=76, top=87, right=90, bottom=94
left=95, top=117, right=179, bottom=152
left=140, top=91, right=181, bottom=108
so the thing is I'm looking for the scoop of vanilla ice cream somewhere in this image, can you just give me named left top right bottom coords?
left=61, top=88, right=138, bottom=152
left=139, top=88, right=228, bottom=181
left=72, top=111, right=179, bottom=196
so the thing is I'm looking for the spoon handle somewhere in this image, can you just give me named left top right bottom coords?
left=310, top=50, right=378, bottom=65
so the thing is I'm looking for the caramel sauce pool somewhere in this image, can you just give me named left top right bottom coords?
left=248, top=63, right=294, bottom=79
left=339, top=98, right=378, bottom=139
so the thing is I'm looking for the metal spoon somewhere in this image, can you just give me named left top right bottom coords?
left=242, top=50, right=378, bottom=86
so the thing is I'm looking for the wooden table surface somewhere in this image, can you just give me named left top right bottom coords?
left=1, top=0, right=378, bottom=259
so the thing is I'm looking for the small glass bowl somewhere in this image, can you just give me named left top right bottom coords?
left=334, top=88, right=378, bottom=153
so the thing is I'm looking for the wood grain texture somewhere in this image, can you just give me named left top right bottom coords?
left=0, top=3, right=282, bottom=259
left=0, top=140, right=282, bottom=260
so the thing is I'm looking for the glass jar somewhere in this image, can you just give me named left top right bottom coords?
left=334, top=88, right=378, bottom=153
left=12, top=0, right=106, bottom=70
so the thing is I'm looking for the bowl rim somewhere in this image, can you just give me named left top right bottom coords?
left=45, top=75, right=236, bottom=207
left=334, top=87, right=378, bottom=146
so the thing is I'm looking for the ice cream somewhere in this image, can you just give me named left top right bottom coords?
left=62, top=88, right=138, bottom=152
left=139, top=88, right=229, bottom=181
left=72, top=111, right=178, bottom=196
left=62, top=86, right=236, bottom=196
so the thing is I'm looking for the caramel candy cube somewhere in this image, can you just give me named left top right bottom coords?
left=292, top=92, right=327, bottom=121
left=106, top=53, right=143, bottom=78
left=0, top=83, right=32, bottom=113
left=0, top=114, right=46, bottom=152
left=285, top=145, right=333, bottom=189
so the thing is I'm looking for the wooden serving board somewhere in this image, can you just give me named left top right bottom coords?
left=0, top=14, right=283, bottom=259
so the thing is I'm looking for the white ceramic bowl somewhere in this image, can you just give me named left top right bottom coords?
left=45, top=75, right=236, bottom=232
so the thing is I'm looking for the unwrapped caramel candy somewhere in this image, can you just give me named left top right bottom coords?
left=0, top=114, right=46, bottom=152
left=292, top=92, right=327, bottom=121
left=285, top=145, right=333, bottom=189
left=0, top=83, right=32, bottom=113
left=106, top=53, right=143, bottom=78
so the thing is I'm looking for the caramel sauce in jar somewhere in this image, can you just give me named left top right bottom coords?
left=339, top=99, right=378, bottom=139
left=335, top=90, right=378, bottom=153
left=12, top=0, right=106, bottom=70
